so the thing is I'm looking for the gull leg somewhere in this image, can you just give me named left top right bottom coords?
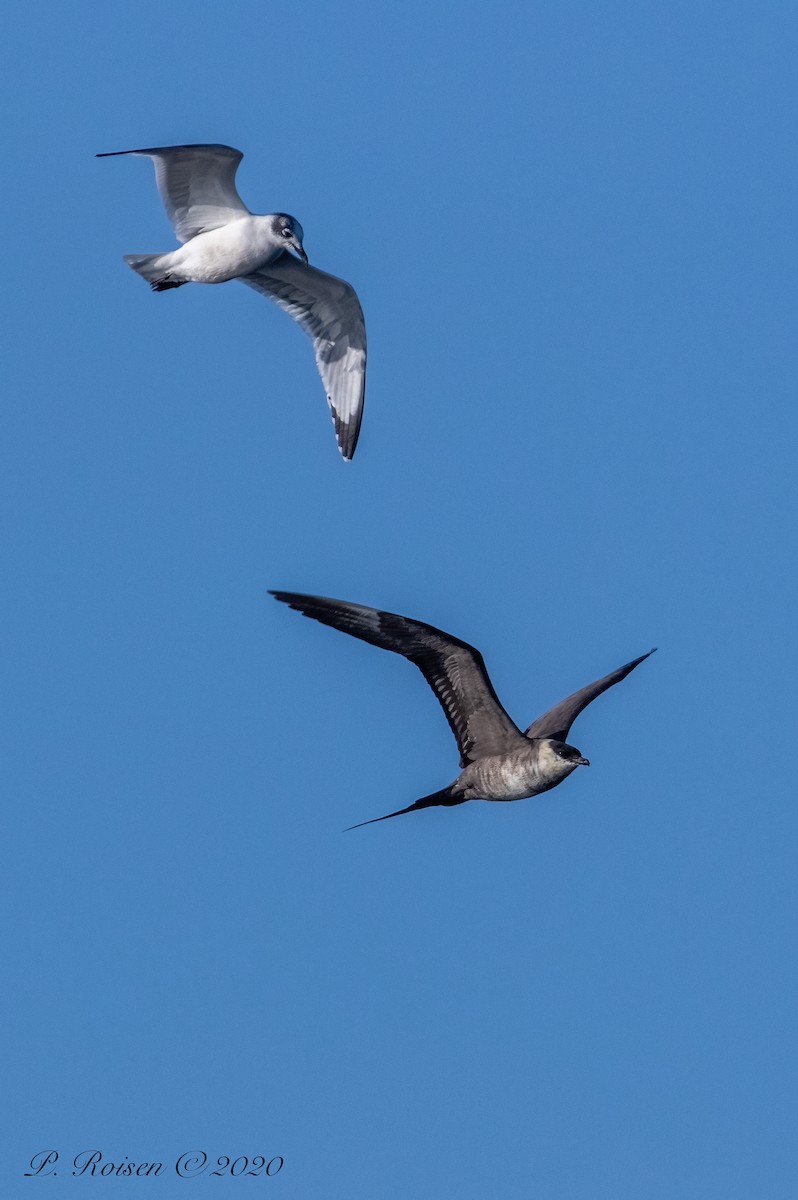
left=150, top=277, right=185, bottom=292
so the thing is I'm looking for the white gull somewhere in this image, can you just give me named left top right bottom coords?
left=98, top=143, right=367, bottom=460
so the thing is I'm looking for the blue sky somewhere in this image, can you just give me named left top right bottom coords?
left=3, top=1, right=797, bottom=1196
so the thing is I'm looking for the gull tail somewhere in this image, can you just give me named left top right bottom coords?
left=344, top=788, right=464, bottom=831
left=123, top=254, right=184, bottom=292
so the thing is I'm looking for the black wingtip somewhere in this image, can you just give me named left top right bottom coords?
left=625, top=647, right=657, bottom=673
left=270, top=589, right=301, bottom=608
left=330, top=392, right=364, bottom=462
left=334, top=423, right=358, bottom=462
left=269, top=590, right=326, bottom=621
left=628, top=646, right=657, bottom=665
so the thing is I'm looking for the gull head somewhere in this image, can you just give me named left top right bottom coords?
left=272, top=213, right=308, bottom=264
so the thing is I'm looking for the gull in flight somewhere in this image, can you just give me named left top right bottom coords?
left=271, top=591, right=655, bottom=829
left=97, top=143, right=367, bottom=460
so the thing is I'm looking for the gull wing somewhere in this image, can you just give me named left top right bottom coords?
left=97, top=143, right=249, bottom=242
left=524, top=649, right=656, bottom=742
left=271, top=593, right=526, bottom=766
left=240, top=255, right=367, bottom=461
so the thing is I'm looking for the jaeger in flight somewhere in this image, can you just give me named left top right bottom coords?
left=271, top=591, right=655, bottom=829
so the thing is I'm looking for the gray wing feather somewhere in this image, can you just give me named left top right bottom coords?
left=97, top=144, right=249, bottom=242
left=271, top=593, right=525, bottom=766
left=524, top=649, right=656, bottom=742
left=241, top=256, right=366, bottom=461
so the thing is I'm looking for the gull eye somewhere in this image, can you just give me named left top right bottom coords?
left=281, top=227, right=293, bottom=238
